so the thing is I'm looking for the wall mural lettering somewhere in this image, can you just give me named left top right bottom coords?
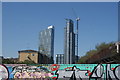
left=0, top=64, right=120, bottom=80
left=0, top=64, right=9, bottom=80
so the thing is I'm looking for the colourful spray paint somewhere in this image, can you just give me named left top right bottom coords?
left=0, top=64, right=120, bottom=80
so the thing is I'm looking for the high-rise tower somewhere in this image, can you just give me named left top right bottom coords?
left=64, top=19, right=75, bottom=64
left=39, top=26, right=54, bottom=64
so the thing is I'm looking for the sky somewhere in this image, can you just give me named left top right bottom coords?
left=2, top=2, right=118, bottom=61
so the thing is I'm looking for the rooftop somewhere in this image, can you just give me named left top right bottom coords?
left=18, top=50, right=38, bottom=53
left=48, top=25, right=54, bottom=29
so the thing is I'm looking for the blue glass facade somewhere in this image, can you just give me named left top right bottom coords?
left=118, top=1, right=120, bottom=41
left=64, top=19, right=75, bottom=64
left=39, top=26, right=54, bottom=64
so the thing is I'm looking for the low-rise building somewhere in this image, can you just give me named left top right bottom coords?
left=56, top=54, right=64, bottom=64
left=115, top=41, right=120, bottom=53
left=18, top=50, right=39, bottom=63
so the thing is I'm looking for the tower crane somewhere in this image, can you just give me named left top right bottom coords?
left=72, top=8, right=80, bottom=62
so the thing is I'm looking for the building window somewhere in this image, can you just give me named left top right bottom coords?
left=32, top=54, right=35, bottom=56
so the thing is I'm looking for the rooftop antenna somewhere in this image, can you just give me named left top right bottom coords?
left=72, top=8, right=80, bottom=63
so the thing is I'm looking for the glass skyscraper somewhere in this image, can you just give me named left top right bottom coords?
left=118, top=2, right=120, bottom=53
left=39, top=26, right=54, bottom=64
left=64, top=19, right=75, bottom=64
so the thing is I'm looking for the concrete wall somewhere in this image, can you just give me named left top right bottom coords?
left=0, top=64, right=120, bottom=79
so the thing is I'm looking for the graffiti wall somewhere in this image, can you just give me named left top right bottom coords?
left=0, top=64, right=120, bottom=80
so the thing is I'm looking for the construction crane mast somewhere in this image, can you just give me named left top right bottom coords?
left=72, top=8, right=80, bottom=62
left=76, top=17, right=80, bottom=62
